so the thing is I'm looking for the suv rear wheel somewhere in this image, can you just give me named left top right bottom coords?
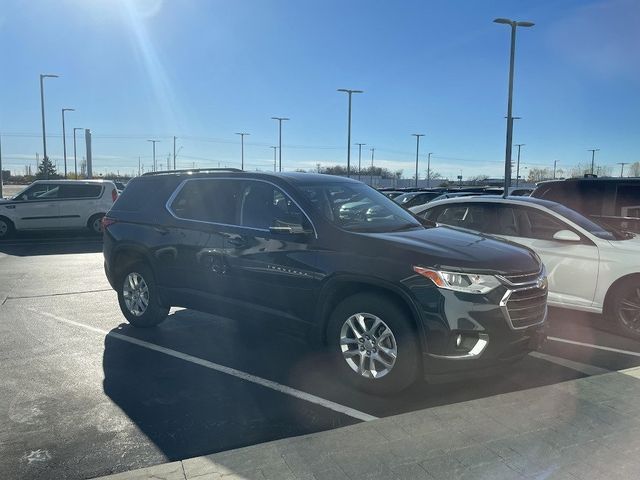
left=88, top=213, right=105, bottom=235
left=607, top=278, right=640, bottom=339
left=327, top=292, right=419, bottom=394
left=117, top=262, right=169, bottom=327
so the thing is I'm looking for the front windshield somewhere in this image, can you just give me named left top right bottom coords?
left=298, top=182, right=422, bottom=233
left=549, top=203, right=630, bottom=240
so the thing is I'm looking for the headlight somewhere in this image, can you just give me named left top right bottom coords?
left=413, top=266, right=501, bottom=294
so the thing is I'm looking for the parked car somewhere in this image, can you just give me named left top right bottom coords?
left=393, top=191, right=442, bottom=208
left=532, top=177, right=640, bottom=233
left=412, top=196, right=640, bottom=338
left=0, top=179, right=118, bottom=239
left=381, top=190, right=404, bottom=200
left=430, top=191, right=481, bottom=202
left=103, top=171, right=547, bottom=394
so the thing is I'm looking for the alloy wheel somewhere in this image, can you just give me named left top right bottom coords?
left=122, top=272, right=150, bottom=317
left=339, top=313, right=398, bottom=379
left=92, top=217, right=103, bottom=234
left=618, top=286, right=640, bottom=333
left=0, top=220, right=7, bottom=237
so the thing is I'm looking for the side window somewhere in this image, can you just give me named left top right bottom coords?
left=20, top=184, right=59, bottom=200
left=494, top=206, right=518, bottom=236
left=59, top=184, right=103, bottom=199
left=576, top=182, right=606, bottom=216
left=239, top=181, right=309, bottom=230
left=616, top=185, right=640, bottom=219
left=516, top=207, right=569, bottom=240
left=436, top=204, right=492, bottom=233
left=170, top=179, right=242, bottom=224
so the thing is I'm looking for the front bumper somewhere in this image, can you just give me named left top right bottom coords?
left=403, top=273, right=548, bottom=382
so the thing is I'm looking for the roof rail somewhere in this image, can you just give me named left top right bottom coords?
left=142, top=168, right=243, bottom=176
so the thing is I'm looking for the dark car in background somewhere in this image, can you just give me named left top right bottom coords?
left=103, top=170, right=547, bottom=394
left=532, top=177, right=640, bottom=233
left=393, top=191, right=442, bottom=208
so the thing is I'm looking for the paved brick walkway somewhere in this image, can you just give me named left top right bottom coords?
left=96, top=367, right=640, bottom=480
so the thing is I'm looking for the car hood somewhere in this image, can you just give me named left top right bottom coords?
left=366, top=226, right=541, bottom=275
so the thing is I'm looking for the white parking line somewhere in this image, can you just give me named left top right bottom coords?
left=31, top=309, right=378, bottom=423
left=549, top=336, right=640, bottom=358
left=529, top=351, right=609, bottom=376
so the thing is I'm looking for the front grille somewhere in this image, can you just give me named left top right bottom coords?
left=503, top=287, right=547, bottom=329
left=499, top=269, right=543, bottom=286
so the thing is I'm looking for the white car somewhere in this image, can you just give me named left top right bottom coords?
left=0, top=180, right=118, bottom=239
left=411, top=196, right=640, bottom=337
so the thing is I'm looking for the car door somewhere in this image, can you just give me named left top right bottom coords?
left=56, top=183, right=104, bottom=228
left=11, top=183, right=61, bottom=230
left=491, top=205, right=599, bottom=309
left=222, top=179, right=322, bottom=324
left=163, top=178, right=237, bottom=312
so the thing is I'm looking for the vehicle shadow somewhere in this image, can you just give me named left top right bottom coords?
left=101, top=307, right=604, bottom=465
left=0, top=231, right=102, bottom=256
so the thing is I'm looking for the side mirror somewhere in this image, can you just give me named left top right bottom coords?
left=552, top=229, right=581, bottom=242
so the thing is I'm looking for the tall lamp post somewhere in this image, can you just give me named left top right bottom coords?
left=147, top=139, right=160, bottom=172
left=337, top=88, right=363, bottom=176
left=493, top=18, right=534, bottom=196
left=426, top=152, right=433, bottom=188
left=370, top=148, right=375, bottom=186
left=355, top=143, right=366, bottom=180
left=270, top=146, right=278, bottom=172
left=514, top=143, right=525, bottom=187
left=61, top=108, right=75, bottom=178
left=271, top=117, right=289, bottom=172
left=412, top=134, right=425, bottom=187
left=235, top=132, right=249, bottom=170
left=588, top=148, right=600, bottom=175
left=73, top=128, right=83, bottom=178
left=40, top=73, right=59, bottom=179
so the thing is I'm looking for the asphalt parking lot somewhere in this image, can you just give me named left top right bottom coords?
left=1, top=233, right=640, bottom=480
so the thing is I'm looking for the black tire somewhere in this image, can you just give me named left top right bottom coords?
left=117, top=262, right=169, bottom=328
left=606, top=278, right=640, bottom=339
left=326, top=292, right=420, bottom=395
left=87, top=213, right=105, bottom=235
left=0, top=216, right=14, bottom=239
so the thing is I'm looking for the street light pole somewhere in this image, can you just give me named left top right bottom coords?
left=426, top=152, right=433, bottom=188
left=235, top=132, right=249, bottom=170
left=270, top=146, right=277, bottom=172
left=39, top=73, right=59, bottom=179
left=494, top=18, right=534, bottom=197
left=412, top=134, right=425, bottom=188
left=61, top=108, right=75, bottom=178
left=271, top=117, right=289, bottom=172
left=370, top=148, right=375, bottom=186
left=73, top=127, right=83, bottom=178
left=618, top=162, right=628, bottom=177
left=173, top=136, right=177, bottom=170
left=514, top=143, right=525, bottom=187
left=355, top=143, right=366, bottom=181
left=588, top=148, right=600, bottom=175
left=337, top=89, right=363, bottom=176
left=147, top=140, right=160, bottom=171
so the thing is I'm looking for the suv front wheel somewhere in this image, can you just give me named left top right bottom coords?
left=327, top=292, right=419, bottom=394
left=117, top=262, right=169, bottom=327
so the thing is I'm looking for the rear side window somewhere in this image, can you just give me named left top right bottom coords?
left=537, top=182, right=605, bottom=216
left=170, top=179, right=242, bottom=224
left=59, top=184, right=102, bottom=199
left=616, top=185, right=640, bottom=218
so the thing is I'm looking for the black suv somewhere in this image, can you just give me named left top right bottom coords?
left=103, top=170, right=547, bottom=393
left=532, top=177, right=640, bottom=233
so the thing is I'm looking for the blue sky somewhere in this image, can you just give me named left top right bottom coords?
left=0, top=0, right=638, bottom=179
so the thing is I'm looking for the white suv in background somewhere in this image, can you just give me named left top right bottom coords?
left=0, top=180, right=118, bottom=239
